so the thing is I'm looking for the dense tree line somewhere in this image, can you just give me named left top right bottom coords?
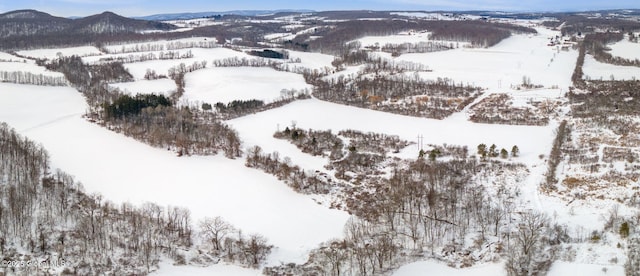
left=337, top=130, right=411, bottom=156
left=543, top=120, right=569, bottom=191
left=95, top=50, right=194, bottom=64
left=102, top=94, right=172, bottom=119
left=555, top=15, right=640, bottom=36
left=211, top=56, right=284, bottom=68
left=104, top=40, right=218, bottom=54
left=380, top=41, right=458, bottom=57
left=469, top=94, right=550, bottom=126
left=98, top=105, right=241, bottom=158
left=246, top=49, right=289, bottom=59
left=308, top=69, right=482, bottom=119
left=273, top=127, right=345, bottom=160
left=245, top=145, right=339, bottom=194
left=213, top=90, right=311, bottom=120
left=0, top=70, right=67, bottom=86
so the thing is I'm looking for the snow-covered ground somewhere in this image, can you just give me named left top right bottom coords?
left=286, top=50, right=335, bottom=71
left=0, top=52, right=28, bottom=62
left=583, top=54, right=640, bottom=80
left=16, top=46, right=102, bottom=60
left=548, top=261, right=624, bottom=276
left=108, top=79, right=176, bottom=96
left=0, top=83, right=349, bottom=265
left=394, top=260, right=624, bottom=276
left=608, top=38, right=640, bottom=61
left=229, top=98, right=555, bottom=168
left=393, top=260, right=506, bottom=276
left=396, top=28, right=577, bottom=90
left=153, top=259, right=261, bottom=276
left=355, top=32, right=469, bottom=48
left=0, top=60, right=65, bottom=77
left=183, top=67, right=312, bottom=104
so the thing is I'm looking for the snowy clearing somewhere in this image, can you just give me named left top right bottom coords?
left=183, top=67, right=312, bottom=104
left=0, top=60, right=65, bottom=77
left=108, top=79, right=176, bottom=96
left=286, top=50, right=335, bottom=71
left=393, top=28, right=576, bottom=91
left=16, top=46, right=102, bottom=59
left=355, top=32, right=469, bottom=48
left=0, top=52, right=27, bottom=62
left=153, top=259, right=261, bottom=276
left=547, top=261, right=624, bottom=276
left=583, top=54, right=640, bottom=81
left=393, top=260, right=506, bottom=276
left=608, top=38, right=640, bottom=61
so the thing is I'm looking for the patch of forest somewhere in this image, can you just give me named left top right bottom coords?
left=550, top=15, right=640, bottom=36
left=265, top=158, right=570, bottom=276
left=45, top=55, right=242, bottom=157
left=305, top=64, right=482, bottom=119
left=469, top=94, right=552, bottom=126
left=0, top=123, right=272, bottom=275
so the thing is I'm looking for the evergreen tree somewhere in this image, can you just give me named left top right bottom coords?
left=511, top=145, right=520, bottom=157
left=500, top=148, right=508, bottom=159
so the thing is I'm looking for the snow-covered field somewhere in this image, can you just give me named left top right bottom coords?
left=17, top=46, right=102, bottom=59
left=0, top=58, right=65, bottom=77
left=287, top=50, right=335, bottom=71
left=230, top=98, right=555, bottom=167
left=393, top=260, right=506, bottom=276
left=153, top=259, right=261, bottom=276
left=547, top=261, right=624, bottom=276
left=183, top=67, right=312, bottom=104
left=396, top=28, right=577, bottom=90
left=583, top=54, right=640, bottom=80
left=355, top=32, right=469, bottom=48
left=109, top=79, right=176, bottom=96
left=0, top=83, right=349, bottom=265
left=0, top=52, right=28, bottom=62
left=608, top=38, right=640, bottom=61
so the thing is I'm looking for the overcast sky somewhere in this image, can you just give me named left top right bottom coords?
left=1, top=0, right=639, bottom=17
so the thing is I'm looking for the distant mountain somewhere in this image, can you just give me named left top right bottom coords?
left=0, top=9, right=175, bottom=39
left=0, top=9, right=72, bottom=38
left=136, top=9, right=315, bottom=21
left=71, top=11, right=175, bottom=34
